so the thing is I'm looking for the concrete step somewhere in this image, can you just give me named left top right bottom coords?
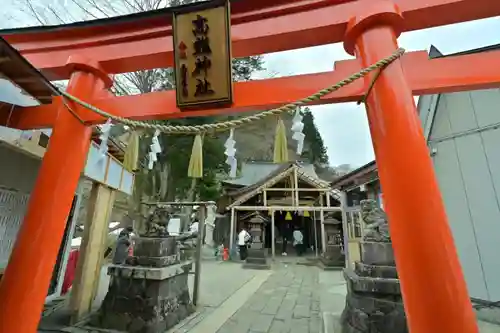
left=246, top=257, right=267, bottom=265
left=242, top=262, right=271, bottom=270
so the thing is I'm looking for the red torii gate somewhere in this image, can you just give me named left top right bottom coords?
left=0, top=0, right=500, bottom=332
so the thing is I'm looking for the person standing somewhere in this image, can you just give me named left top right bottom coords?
left=238, top=225, right=251, bottom=260
left=293, top=227, right=304, bottom=256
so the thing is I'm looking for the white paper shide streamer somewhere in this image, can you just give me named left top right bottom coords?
left=98, top=119, right=112, bottom=161
left=148, top=130, right=162, bottom=170
left=224, top=128, right=237, bottom=178
left=291, top=108, right=305, bottom=155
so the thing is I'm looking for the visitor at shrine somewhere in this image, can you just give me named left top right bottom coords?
left=293, top=227, right=304, bottom=256
left=237, top=225, right=251, bottom=260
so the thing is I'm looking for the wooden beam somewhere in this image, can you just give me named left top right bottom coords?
left=229, top=207, right=236, bottom=252
left=3, top=0, right=499, bottom=78
left=293, top=167, right=299, bottom=206
left=11, top=50, right=500, bottom=130
left=70, top=183, right=116, bottom=323
left=233, top=205, right=341, bottom=212
left=320, top=196, right=326, bottom=253
left=340, top=191, right=350, bottom=269
left=265, top=188, right=330, bottom=192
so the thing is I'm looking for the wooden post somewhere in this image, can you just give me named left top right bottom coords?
left=229, top=207, right=235, bottom=255
left=47, top=188, right=83, bottom=302
left=193, top=205, right=205, bottom=306
left=340, top=191, right=350, bottom=268
left=0, top=57, right=111, bottom=333
left=344, top=3, right=477, bottom=332
left=313, top=210, right=318, bottom=257
left=70, top=183, right=116, bottom=323
left=293, top=167, right=299, bottom=206
left=320, top=195, right=326, bottom=253
left=271, top=210, right=275, bottom=260
left=91, top=187, right=117, bottom=303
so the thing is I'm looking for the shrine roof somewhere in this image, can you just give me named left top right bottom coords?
left=0, top=37, right=55, bottom=110
left=222, top=161, right=320, bottom=188
left=225, top=161, right=340, bottom=210
left=330, top=161, right=377, bottom=190
left=0, top=36, right=131, bottom=162
left=428, top=43, right=500, bottom=59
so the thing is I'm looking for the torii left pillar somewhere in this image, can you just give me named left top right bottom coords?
left=0, top=56, right=112, bottom=333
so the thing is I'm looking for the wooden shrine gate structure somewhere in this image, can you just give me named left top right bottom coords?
left=1, top=0, right=500, bottom=332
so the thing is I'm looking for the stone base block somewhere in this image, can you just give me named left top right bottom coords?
left=134, top=236, right=177, bottom=258
left=243, top=248, right=269, bottom=269
left=341, top=294, right=407, bottom=333
left=360, top=241, right=395, bottom=266
left=355, top=262, right=398, bottom=279
left=108, top=261, right=192, bottom=280
left=96, top=262, right=194, bottom=333
left=340, top=264, right=407, bottom=333
left=134, top=254, right=180, bottom=267
left=242, top=262, right=271, bottom=270
left=344, top=268, right=400, bottom=296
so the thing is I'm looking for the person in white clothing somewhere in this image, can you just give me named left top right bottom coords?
left=189, top=221, right=199, bottom=234
left=293, top=227, right=304, bottom=256
left=237, top=225, right=251, bottom=260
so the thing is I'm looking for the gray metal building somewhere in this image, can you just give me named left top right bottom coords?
left=419, top=44, right=500, bottom=303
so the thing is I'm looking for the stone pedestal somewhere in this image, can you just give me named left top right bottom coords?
left=243, top=221, right=269, bottom=269
left=319, top=245, right=345, bottom=270
left=243, top=248, right=270, bottom=270
left=340, top=241, right=407, bottom=333
left=93, top=236, right=194, bottom=333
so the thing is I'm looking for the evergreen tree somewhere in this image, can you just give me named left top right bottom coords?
left=301, top=107, right=329, bottom=165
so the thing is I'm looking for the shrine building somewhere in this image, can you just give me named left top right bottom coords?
left=219, top=161, right=345, bottom=266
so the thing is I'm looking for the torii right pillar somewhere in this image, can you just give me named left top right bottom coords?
left=343, top=1, right=478, bottom=332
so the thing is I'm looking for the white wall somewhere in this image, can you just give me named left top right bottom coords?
left=0, top=144, right=40, bottom=267
left=0, top=144, right=41, bottom=192
left=428, top=88, right=500, bottom=302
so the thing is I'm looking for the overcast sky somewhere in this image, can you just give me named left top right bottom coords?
left=2, top=2, right=500, bottom=168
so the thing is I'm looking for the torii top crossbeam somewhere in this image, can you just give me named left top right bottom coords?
left=0, top=1, right=497, bottom=333
left=3, top=0, right=499, bottom=77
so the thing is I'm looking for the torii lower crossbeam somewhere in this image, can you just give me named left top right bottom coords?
left=6, top=49, right=500, bottom=129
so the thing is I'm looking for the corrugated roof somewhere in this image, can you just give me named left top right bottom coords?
left=330, top=160, right=377, bottom=189
left=223, top=161, right=283, bottom=187
left=223, top=161, right=321, bottom=187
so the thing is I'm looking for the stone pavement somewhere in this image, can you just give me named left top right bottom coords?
left=176, top=262, right=347, bottom=333
left=215, top=264, right=327, bottom=333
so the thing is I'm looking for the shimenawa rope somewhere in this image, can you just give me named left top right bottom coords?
left=59, top=48, right=405, bottom=135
